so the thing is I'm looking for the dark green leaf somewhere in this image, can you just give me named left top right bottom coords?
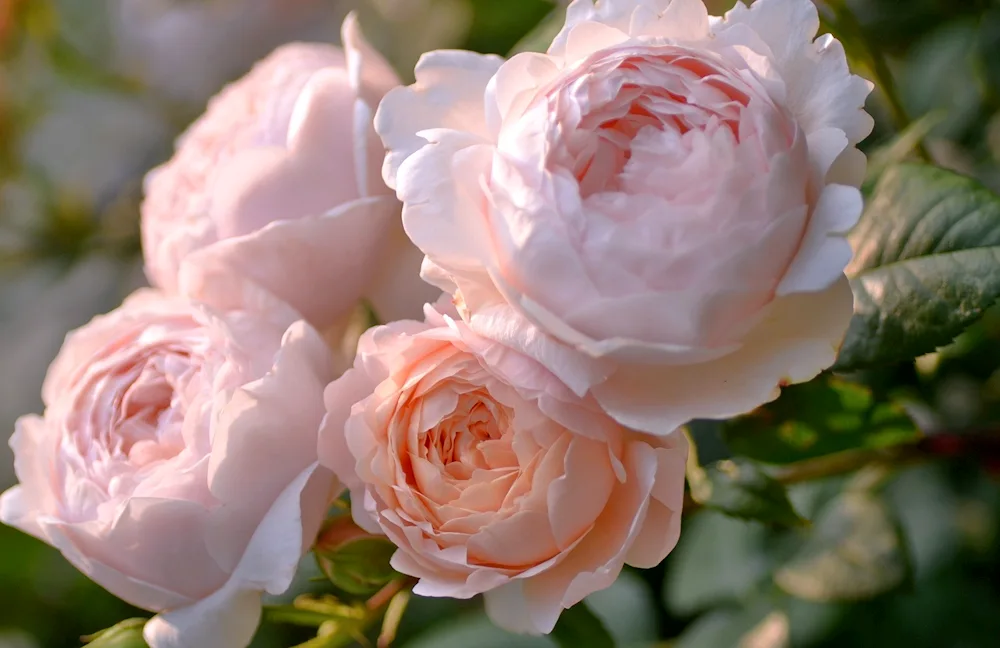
left=463, top=0, right=555, bottom=55
left=836, top=163, right=1000, bottom=371
left=774, top=491, right=910, bottom=602
left=722, top=376, right=920, bottom=465
left=551, top=601, right=616, bottom=648
left=81, top=618, right=148, bottom=647
left=316, top=537, right=398, bottom=595
left=509, top=6, right=564, bottom=54
left=691, top=458, right=805, bottom=527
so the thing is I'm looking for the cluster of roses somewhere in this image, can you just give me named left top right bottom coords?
left=0, top=1, right=873, bottom=647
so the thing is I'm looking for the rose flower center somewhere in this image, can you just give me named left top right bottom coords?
left=489, top=45, right=812, bottom=351
left=552, top=51, right=754, bottom=199
left=418, top=392, right=515, bottom=482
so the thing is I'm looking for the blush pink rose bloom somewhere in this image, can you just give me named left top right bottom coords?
left=142, top=14, right=437, bottom=329
left=376, top=0, right=874, bottom=434
left=319, top=301, right=687, bottom=634
left=0, top=289, right=340, bottom=648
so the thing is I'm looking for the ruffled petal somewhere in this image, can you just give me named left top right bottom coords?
left=207, top=321, right=341, bottom=571
left=624, top=433, right=687, bottom=567
left=777, top=184, right=861, bottom=296
left=592, top=277, right=854, bottom=434
left=179, top=196, right=398, bottom=330
left=376, top=50, right=504, bottom=188
left=485, top=441, right=659, bottom=634
left=550, top=0, right=709, bottom=59
left=145, top=465, right=333, bottom=648
left=717, top=0, right=874, bottom=145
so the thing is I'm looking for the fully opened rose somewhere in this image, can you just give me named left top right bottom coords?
left=319, top=302, right=687, bottom=634
left=376, top=0, right=874, bottom=433
left=142, top=14, right=438, bottom=329
left=0, top=290, right=339, bottom=648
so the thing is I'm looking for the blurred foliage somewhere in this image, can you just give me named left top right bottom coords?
left=5, top=0, right=1000, bottom=647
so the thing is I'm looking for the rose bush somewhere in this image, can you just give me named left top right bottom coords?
left=319, top=301, right=687, bottom=634
left=0, top=289, right=339, bottom=648
left=142, top=14, right=438, bottom=330
left=376, top=0, right=874, bottom=434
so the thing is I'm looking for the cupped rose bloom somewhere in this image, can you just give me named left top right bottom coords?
left=319, top=301, right=687, bottom=634
left=376, top=0, right=873, bottom=434
left=0, top=289, right=340, bottom=648
left=142, top=14, right=438, bottom=330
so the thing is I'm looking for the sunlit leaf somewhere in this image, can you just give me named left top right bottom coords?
left=81, top=618, right=148, bottom=647
left=722, top=375, right=920, bottom=465
left=691, top=458, right=805, bottom=527
left=774, top=491, right=910, bottom=602
left=836, top=163, right=1000, bottom=371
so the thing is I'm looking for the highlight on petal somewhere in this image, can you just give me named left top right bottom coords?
left=550, top=0, right=710, bottom=58
left=376, top=49, right=504, bottom=189
left=777, top=184, right=863, bottom=296
left=717, top=0, right=874, bottom=145
left=592, top=277, right=854, bottom=434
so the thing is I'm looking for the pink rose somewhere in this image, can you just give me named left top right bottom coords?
left=142, top=14, right=438, bottom=330
left=0, top=289, right=339, bottom=648
left=319, top=301, right=687, bottom=634
left=376, top=0, right=873, bottom=433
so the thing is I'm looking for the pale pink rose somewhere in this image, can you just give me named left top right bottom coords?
left=142, top=14, right=438, bottom=330
left=376, top=0, right=873, bottom=434
left=319, top=301, right=687, bottom=634
left=0, top=289, right=340, bottom=648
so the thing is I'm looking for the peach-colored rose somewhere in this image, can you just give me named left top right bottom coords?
left=376, top=0, right=873, bottom=434
left=0, top=289, right=339, bottom=648
left=142, top=14, right=438, bottom=329
left=319, top=301, right=686, bottom=634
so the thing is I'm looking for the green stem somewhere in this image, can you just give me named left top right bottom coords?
left=269, top=577, right=419, bottom=648
left=683, top=442, right=927, bottom=516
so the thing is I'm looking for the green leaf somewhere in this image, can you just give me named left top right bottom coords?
left=551, top=602, right=616, bottom=648
left=463, top=0, right=555, bottom=55
left=722, top=376, right=920, bottom=465
left=690, top=458, right=805, bottom=527
left=664, top=512, right=770, bottom=615
left=316, top=536, right=399, bottom=595
left=677, top=606, right=789, bottom=648
left=835, top=163, right=1000, bottom=371
left=81, top=618, right=148, bottom=647
left=774, top=491, right=910, bottom=602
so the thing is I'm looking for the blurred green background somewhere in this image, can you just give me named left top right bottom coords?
left=3, top=0, right=1000, bottom=646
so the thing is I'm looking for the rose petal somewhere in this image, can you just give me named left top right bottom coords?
left=376, top=50, right=504, bottom=189
left=592, top=277, right=854, bottom=434
left=180, top=196, right=398, bottom=330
